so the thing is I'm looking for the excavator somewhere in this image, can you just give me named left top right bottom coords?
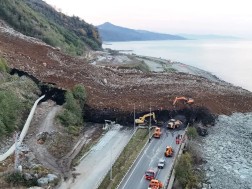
left=164, top=146, right=173, bottom=157
left=153, top=127, right=162, bottom=138
left=173, top=96, right=194, bottom=106
left=135, top=112, right=157, bottom=125
left=148, top=179, right=163, bottom=189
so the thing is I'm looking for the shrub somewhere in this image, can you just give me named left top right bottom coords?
left=0, top=91, right=21, bottom=136
left=5, top=172, right=38, bottom=187
left=187, top=127, right=198, bottom=140
left=175, top=152, right=199, bottom=188
left=0, top=57, right=9, bottom=73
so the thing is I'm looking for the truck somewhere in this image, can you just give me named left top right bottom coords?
left=153, top=127, right=162, bottom=138
left=167, top=119, right=182, bottom=129
left=164, top=146, right=173, bottom=157
left=148, top=179, right=163, bottom=189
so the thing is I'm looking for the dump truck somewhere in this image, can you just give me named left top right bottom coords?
left=153, top=127, right=162, bottom=138
left=148, top=179, right=163, bottom=189
left=167, top=119, right=182, bottom=129
left=164, top=146, right=173, bottom=157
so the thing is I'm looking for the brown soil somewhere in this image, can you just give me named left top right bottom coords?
left=0, top=22, right=252, bottom=116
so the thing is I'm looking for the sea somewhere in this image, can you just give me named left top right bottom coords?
left=103, top=39, right=252, bottom=92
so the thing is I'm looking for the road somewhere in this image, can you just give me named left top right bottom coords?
left=58, top=125, right=133, bottom=189
left=118, top=128, right=184, bottom=189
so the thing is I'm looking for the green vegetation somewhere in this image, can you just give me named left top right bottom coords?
left=0, top=57, right=9, bottom=73
left=187, top=127, right=198, bottom=140
left=0, top=91, right=21, bottom=136
left=175, top=152, right=199, bottom=189
left=0, top=0, right=101, bottom=55
left=117, top=60, right=150, bottom=73
left=58, top=84, right=87, bottom=134
left=5, top=172, right=38, bottom=187
left=98, top=129, right=149, bottom=189
left=0, top=58, right=39, bottom=137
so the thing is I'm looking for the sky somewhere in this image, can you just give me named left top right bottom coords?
left=44, top=0, right=252, bottom=37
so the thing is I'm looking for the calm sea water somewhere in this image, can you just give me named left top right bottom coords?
left=103, top=40, right=252, bottom=92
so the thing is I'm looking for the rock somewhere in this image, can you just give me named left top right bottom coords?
left=37, top=177, right=49, bottom=186
left=47, top=173, right=58, bottom=182
left=209, top=166, right=215, bottom=172
left=24, top=173, right=33, bottom=180
left=28, top=187, right=44, bottom=189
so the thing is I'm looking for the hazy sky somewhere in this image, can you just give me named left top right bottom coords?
left=44, top=0, right=252, bottom=37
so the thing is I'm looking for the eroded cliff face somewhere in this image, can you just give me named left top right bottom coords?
left=1, top=21, right=252, bottom=119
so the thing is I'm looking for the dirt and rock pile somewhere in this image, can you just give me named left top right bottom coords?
left=1, top=20, right=252, bottom=118
left=200, top=112, right=252, bottom=189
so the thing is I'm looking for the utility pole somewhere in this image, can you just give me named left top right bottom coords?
left=149, top=104, right=151, bottom=141
left=134, top=103, right=136, bottom=135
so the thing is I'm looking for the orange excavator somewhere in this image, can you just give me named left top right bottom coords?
left=173, top=96, right=194, bottom=106
left=153, top=127, right=162, bottom=138
left=148, top=179, right=163, bottom=189
left=164, top=146, right=173, bottom=157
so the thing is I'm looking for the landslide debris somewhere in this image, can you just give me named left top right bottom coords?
left=0, top=20, right=252, bottom=119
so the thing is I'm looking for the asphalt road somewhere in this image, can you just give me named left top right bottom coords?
left=58, top=125, right=133, bottom=189
left=118, top=128, right=184, bottom=189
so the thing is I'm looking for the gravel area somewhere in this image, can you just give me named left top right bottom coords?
left=201, top=112, right=252, bottom=189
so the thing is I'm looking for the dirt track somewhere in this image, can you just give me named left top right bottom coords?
left=1, top=21, right=252, bottom=116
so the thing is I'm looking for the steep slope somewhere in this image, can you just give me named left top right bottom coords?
left=0, top=0, right=101, bottom=55
left=98, top=22, right=186, bottom=41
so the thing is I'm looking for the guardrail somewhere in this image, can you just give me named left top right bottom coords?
left=165, top=127, right=188, bottom=189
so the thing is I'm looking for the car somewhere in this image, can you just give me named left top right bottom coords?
left=158, top=158, right=165, bottom=169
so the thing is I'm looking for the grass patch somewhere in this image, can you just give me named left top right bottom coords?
left=98, top=128, right=149, bottom=189
left=117, top=61, right=150, bottom=73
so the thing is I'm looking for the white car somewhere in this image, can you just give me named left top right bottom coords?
left=158, top=158, right=166, bottom=169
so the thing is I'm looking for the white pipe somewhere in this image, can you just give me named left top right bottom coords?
left=0, top=95, right=45, bottom=161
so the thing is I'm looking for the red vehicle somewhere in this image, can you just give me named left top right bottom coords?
left=145, top=169, right=157, bottom=180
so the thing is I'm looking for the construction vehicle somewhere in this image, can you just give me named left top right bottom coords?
left=153, top=127, right=162, bottom=138
left=164, top=146, right=173, bottom=157
left=145, top=168, right=157, bottom=180
left=173, top=96, right=194, bottom=106
left=167, top=119, right=182, bottom=129
left=135, top=112, right=157, bottom=125
left=148, top=179, right=163, bottom=189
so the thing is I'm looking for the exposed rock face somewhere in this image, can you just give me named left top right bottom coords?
left=201, top=112, right=252, bottom=189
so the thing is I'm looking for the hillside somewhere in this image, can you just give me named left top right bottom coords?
left=0, top=0, right=101, bottom=55
left=98, top=22, right=186, bottom=42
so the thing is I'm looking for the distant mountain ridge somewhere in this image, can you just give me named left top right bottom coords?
left=97, top=22, right=186, bottom=42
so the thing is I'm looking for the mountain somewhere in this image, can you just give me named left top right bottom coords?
left=97, top=22, right=186, bottom=42
left=0, top=0, right=102, bottom=55
left=179, top=34, right=240, bottom=40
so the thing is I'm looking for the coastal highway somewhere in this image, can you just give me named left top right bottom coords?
left=117, top=128, right=185, bottom=189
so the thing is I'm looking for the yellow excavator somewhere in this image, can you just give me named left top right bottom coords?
left=135, top=112, right=157, bottom=125
left=173, top=96, right=194, bottom=106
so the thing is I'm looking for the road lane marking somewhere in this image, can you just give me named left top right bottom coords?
left=120, top=142, right=152, bottom=189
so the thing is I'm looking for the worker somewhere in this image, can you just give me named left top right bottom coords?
left=176, top=135, right=179, bottom=144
